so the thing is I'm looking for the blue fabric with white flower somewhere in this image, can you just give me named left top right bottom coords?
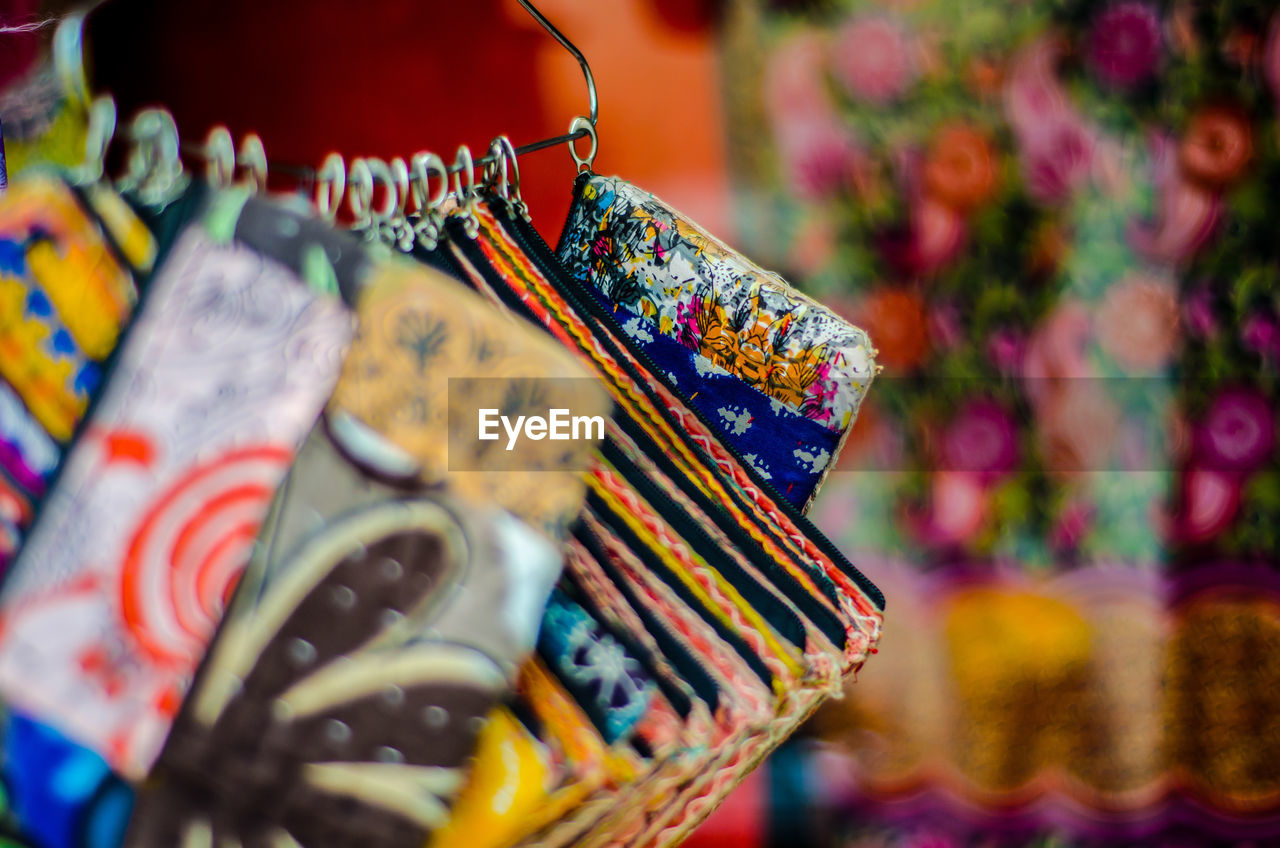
left=605, top=293, right=842, bottom=509
left=538, top=589, right=655, bottom=744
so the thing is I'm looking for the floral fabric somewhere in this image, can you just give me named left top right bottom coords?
left=724, top=0, right=1280, bottom=843
left=605, top=292, right=844, bottom=508
left=557, top=174, right=878, bottom=510
left=539, top=589, right=656, bottom=745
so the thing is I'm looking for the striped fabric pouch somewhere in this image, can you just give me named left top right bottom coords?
left=420, top=191, right=882, bottom=847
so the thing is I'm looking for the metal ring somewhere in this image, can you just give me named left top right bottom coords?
left=77, top=95, right=116, bottom=185
left=409, top=151, right=449, bottom=214
left=315, top=153, right=346, bottom=222
left=451, top=146, right=476, bottom=205
left=451, top=146, right=480, bottom=238
left=568, top=115, right=596, bottom=174
left=203, top=127, right=235, bottom=188
left=390, top=157, right=410, bottom=217
left=365, top=157, right=398, bottom=224
left=485, top=135, right=524, bottom=201
left=347, top=158, right=374, bottom=222
left=123, top=108, right=185, bottom=202
left=237, top=133, right=268, bottom=193
left=483, top=137, right=510, bottom=200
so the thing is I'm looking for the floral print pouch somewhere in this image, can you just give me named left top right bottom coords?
left=556, top=173, right=878, bottom=511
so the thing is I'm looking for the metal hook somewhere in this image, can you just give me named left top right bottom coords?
left=366, top=158, right=399, bottom=225
left=348, top=157, right=374, bottom=225
left=348, top=157, right=399, bottom=246
left=517, top=0, right=597, bottom=128
left=203, top=127, right=235, bottom=189
left=409, top=151, right=449, bottom=250
left=386, top=156, right=417, bottom=251
left=237, top=133, right=268, bottom=193
left=451, top=146, right=476, bottom=205
left=409, top=151, right=449, bottom=215
left=484, top=135, right=531, bottom=221
left=390, top=157, right=410, bottom=218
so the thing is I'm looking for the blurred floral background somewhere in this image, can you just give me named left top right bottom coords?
left=709, top=0, right=1280, bottom=845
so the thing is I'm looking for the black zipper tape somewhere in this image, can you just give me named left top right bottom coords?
left=586, top=491, right=775, bottom=690
left=559, top=570, right=694, bottom=720
left=599, top=441, right=810, bottom=651
left=607, top=407, right=847, bottom=647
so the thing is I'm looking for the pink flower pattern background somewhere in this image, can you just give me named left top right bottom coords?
left=725, top=0, right=1280, bottom=843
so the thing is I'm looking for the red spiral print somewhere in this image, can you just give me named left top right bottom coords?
left=119, top=445, right=291, bottom=666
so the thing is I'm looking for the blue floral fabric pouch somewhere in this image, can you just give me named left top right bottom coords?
left=556, top=173, right=877, bottom=511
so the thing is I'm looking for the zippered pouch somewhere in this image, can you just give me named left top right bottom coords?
left=557, top=173, right=877, bottom=511
left=126, top=483, right=526, bottom=847
left=0, top=189, right=355, bottom=779
left=442, top=208, right=844, bottom=638
left=452, top=198, right=883, bottom=668
left=0, top=174, right=154, bottom=570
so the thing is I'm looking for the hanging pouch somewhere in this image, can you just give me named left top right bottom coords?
left=121, top=206, right=607, bottom=847
left=0, top=188, right=355, bottom=780
left=451, top=198, right=882, bottom=670
left=0, top=174, right=153, bottom=571
left=556, top=173, right=877, bottom=512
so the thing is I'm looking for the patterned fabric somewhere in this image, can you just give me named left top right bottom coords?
left=0, top=199, right=354, bottom=779
left=436, top=197, right=883, bottom=848
left=424, top=708, right=564, bottom=848
left=0, top=175, right=160, bottom=848
left=121, top=215, right=600, bottom=847
left=539, top=589, right=656, bottom=744
left=125, top=487, right=515, bottom=847
left=0, top=711, right=133, bottom=848
left=431, top=658, right=626, bottom=848
left=556, top=174, right=878, bottom=509
left=603, top=301, right=845, bottom=508
left=330, top=261, right=610, bottom=540
left=0, top=175, right=153, bottom=569
left=460, top=198, right=882, bottom=663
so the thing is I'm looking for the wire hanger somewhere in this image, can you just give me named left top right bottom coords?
left=496, top=0, right=598, bottom=167
left=52, top=0, right=599, bottom=220
left=185, top=0, right=597, bottom=185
